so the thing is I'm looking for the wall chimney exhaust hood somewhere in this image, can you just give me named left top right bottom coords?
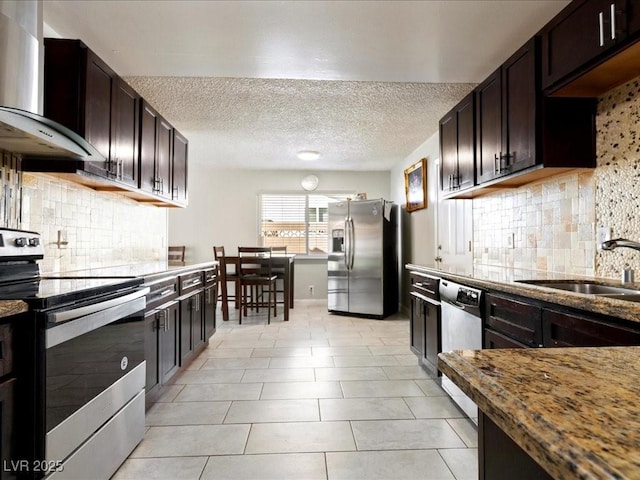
left=0, top=106, right=104, bottom=162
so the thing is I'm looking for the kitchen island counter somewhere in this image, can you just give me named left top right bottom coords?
left=438, top=346, right=640, bottom=479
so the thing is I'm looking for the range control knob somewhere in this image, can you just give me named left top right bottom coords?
left=28, top=237, right=40, bottom=247
left=14, top=237, right=27, bottom=247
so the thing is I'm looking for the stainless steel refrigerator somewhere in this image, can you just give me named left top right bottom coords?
left=327, top=198, right=398, bottom=318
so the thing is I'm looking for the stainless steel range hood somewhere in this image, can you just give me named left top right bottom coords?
left=0, top=1, right=103, bottom=162
left=0, top=106, right=104, bottom=161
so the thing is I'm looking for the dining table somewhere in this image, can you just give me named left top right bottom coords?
left=222, top=253, right=295, bottom=321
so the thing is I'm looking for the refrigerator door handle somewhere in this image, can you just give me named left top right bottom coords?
left=348, top=217, right=355, bottom=270
left=344, top=218, right=350, bottom=270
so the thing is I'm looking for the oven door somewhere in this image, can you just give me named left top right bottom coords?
left=40, top=287, right=149, bottom=479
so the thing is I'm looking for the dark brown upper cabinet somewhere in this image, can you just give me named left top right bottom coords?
left=43, top=38, right=116, bottom=178
left=113, top=79, right=140, bottom=188
left=542, top=0, right=640, bottom=96
left=443, top=36, right=597, bottom=198
left=29, top=38, right=187, bottom=207
left=439, top=92, right=475, bottom=193
left=140, top=101, right=188, bottom=205
left=477, top=39, right=538, bottom=184
left=173, top=130, right=189, bottom=205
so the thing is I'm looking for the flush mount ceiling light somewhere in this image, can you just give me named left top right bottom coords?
left=297, top=150, right=320, bottom=161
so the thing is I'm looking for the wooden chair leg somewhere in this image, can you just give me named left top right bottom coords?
left=221, top=279, right=229, bottom=321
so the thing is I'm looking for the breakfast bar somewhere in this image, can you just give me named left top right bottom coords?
left=438, top=346, right=640, bottom=479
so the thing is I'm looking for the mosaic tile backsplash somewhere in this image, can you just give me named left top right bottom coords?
left=473, top=75, right=640, bottom=279
left=20, top=173, right=167, bottom=274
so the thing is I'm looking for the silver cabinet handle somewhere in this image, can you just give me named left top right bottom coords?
left=599, top=11, right=605, bottom=46
left=610, top=3, right=616, bottom=40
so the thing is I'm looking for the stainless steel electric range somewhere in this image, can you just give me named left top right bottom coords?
left=0, top=228, right=148, bottom=479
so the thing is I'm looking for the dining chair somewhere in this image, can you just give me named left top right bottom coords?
left=213, top=246, right=240, bottom=321
left=237, top=247, right=278, bottom=324
left=270, top=245, right=287, bottom=307
left=168, top=245, right=186, bottom=265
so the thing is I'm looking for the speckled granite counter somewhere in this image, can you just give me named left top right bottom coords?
left=0, top=300, right=28, bottom=318
left=48, top=261, right=217, bottom=279
left=406, top=263, right=640, bottom=324
left=438, top=347, right=640, bottom=479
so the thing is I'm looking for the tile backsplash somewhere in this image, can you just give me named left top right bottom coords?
left=20, top=173, right=167, bottom=274
left=473, top=74, right=640, bottom=279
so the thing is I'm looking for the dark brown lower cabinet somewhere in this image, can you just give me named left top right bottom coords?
left=542, top=309, right=640, bottom=347
left=0, top=377, right=15, bottom=480
left=409, top=293, right=426, bottom=359
left=203, top=285, right=216, bottom=340
left=479, top=412, right=552, bottom=480
left=424, top=299, right=441, bottom=374
left=179, top=292, right=199, bottom=365
left=484, top=329, right=529, bottom=349
left=145, top=301, right=180, bottom=395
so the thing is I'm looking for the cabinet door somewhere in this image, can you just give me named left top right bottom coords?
left=542, top=309, right=640, bottom=347
left=204, top=285, right=216, bottom=340
left=139, top=101, right=159, bottom=194
left=0, top=378, right=15, bottom=480
left=160, top=302, right=180, bottom=383
left=179, top=296, right=194, bottom=364
left=424, top=301, right=441, bottom=374
left=456, top=93, right=475, bottom=190
left=144, top=310, right=159, bottom=393
left=541, top=0, right=628, bottom=90
left=502, top=38, right=537, bottom=175
left=113, top=79, right=140, bottom=187
left=172, top=130, right=188, bottom=204
left=156, top=118, right=173, bottom=199
left=439, top=110, right=458, bottom=192
left=84, top=49, right=116, bottom=176
left=409, top=293, right=425, bottom=358
left=192, top=292, right=206, bottom=352
left=475, top=69, right=502, bottom=184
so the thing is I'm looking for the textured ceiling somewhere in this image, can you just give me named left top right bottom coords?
left=125, top=77, right=474, bottom=169
left=42, top=0, right=570, bottom=171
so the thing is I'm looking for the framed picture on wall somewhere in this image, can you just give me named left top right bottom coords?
left=404, top=158, right=427, bottom=212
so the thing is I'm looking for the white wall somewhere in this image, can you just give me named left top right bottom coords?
left=390, top=131, right=440, bottom=312
left=168, top=164, right=390, bottom=299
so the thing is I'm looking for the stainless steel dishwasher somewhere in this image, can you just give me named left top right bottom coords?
left=439, top=279, right=483, bottom=425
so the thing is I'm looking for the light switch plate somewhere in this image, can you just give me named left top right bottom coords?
left=596, top=226, right=611, bottom=250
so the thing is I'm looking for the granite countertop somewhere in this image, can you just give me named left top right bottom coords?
left=438, top=347, right=640, bottom=479
left=47, top=261, right=218, bottom=280
left=0, top=300, right=28, bottom=319
left=406, top=263, right=640, bottom=324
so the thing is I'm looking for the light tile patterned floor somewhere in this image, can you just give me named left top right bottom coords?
left=113, top=300, right=478, bottom=480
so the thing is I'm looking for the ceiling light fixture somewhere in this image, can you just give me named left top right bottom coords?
left=297, top=150, right=320, bottom=161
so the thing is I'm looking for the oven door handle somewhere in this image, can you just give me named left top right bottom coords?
left=46, top=288, right=150, bottom=349
left=47, top=287, right=150, bottom=324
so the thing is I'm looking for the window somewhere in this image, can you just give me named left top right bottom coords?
left=259, top=193, right=347, bottom=255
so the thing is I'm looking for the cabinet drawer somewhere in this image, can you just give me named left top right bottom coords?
left=543, top=309, right=640, bottom=347
left=203, top=268, right=217, bottom=287
left=410, top=272, right=439, bottom=301
left=0, top=324, right=12, bottom=377
left=485, top=293, right=542, bottom=346
left=145, top=276, right=178, bottom=311
left=179, top=271, right=204, bottom=295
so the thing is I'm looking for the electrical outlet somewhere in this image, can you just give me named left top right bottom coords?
left=57, top=230, right=69, bottom=249
left=507, top=232, right=514, bottom=249
left=596, top=226, right=611, bottom=250
left=308, top=285, right=314, bottom=296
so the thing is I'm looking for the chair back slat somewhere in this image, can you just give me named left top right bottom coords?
left=238, top=247, right=272, bottom=278
left=168, top=245, right=186, bottom=265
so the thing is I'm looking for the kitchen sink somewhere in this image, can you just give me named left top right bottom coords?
left=516, top=280, right=640, bottom=302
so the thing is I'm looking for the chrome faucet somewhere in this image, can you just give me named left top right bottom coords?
left=601, top=238, right=640, bottom=252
